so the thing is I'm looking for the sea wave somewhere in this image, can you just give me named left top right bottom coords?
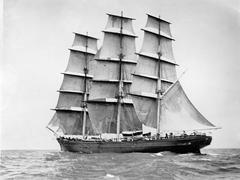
left=1, top=149, right=240, bottom=179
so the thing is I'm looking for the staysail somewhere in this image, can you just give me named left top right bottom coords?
left=87, top=13, right=142, bottom=136
left=48, top=32, right=98, bottom=135
left=160, top=81, right=215, bottom=131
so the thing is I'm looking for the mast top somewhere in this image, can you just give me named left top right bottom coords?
left=106, top=13, right=136, bottom=20
left=146, top=13, right=171, bottom=24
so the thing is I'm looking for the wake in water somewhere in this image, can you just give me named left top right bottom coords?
left=1, top=149, right=240, bottom=179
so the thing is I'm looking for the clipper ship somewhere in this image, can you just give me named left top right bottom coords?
left=47, top=12, right=218, bottom=153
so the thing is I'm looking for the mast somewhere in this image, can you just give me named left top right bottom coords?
left=156, top=15, right=162, bottom=135
left=116, top=11, right=124, bottom=140
left=130, top=14, right=177, bottom=130
left=130, top=14, right=215, bottom=132
left=82, top=32, right=89, bottom=138
left=87, top=13, right=142, bottom=136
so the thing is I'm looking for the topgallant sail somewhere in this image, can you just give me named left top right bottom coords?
left=47, top=12, right=218, bottom=153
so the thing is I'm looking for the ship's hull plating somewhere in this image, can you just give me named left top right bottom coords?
left=57, top=135, right=212, bottom=154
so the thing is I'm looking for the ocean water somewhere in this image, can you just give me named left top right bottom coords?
left=1, top=149, right=240, bottom=180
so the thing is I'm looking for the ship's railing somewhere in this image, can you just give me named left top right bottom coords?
left=57, top=131, right=208, bottom=142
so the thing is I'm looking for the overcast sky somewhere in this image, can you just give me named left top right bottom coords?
left=1, top=0, right=240, bottom=150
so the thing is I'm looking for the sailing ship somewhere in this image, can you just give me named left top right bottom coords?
left=47, top=12, right=218, bottom=153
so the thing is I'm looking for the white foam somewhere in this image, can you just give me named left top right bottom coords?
left=104, top=173, right=120, bottom=180
left=208, top=153, right=219, bottom=156
left=155, top=152, right=163, bottom=156
left=106, top=174, right=115, bottom=178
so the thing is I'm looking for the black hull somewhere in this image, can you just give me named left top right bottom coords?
left=57, top=135, right=212, bottom=154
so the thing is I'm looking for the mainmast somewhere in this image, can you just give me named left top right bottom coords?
left=116, top=11, right=124, bottom=140
left=156, top=15, right=162, bottom=135
left=82, top=32, right=89, bottom=138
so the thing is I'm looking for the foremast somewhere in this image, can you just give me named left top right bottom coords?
left=48, top=32, right=98, bottom=135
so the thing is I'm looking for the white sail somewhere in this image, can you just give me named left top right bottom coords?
left=131, top=96, right=157, bottom=128
left=141, top=14, right=175, bottom=62
left=87, top=13, right=142, bottom=134
left=60, top=75, right=86, bottom=92
left=141, top=32, right=175, bottom=63
left=161, top=61, right=177, bottom=82
left=160, top=81, right=215, bottom=131
left=56, top=93, right=84, bottom=109
left=145, top=14, right=172, bottom=37
left=105, top=13, right=136, bottom=36
left=72, top=32, right=98, bottom=52
left=48, top=112, right=94, bottom=135
left=131, top=14, right=176, bottom=97
left=88, top=102, right=142, bottom=134
left=131, top=75, right=157, bottom=95
left=130, top=14, right=215, bottom=132
left=89, top=81, right=131, bottom=99
left=130, top=14, right=177, bottom=128
left=66, top=51, right=95, bottom=74
left=88, top=14, right=138, bottom=100
left=48, top=33, right=98, bottom=135
left=91, top=60, right=136, bottom=81
left=99, top=33, right=137, bottom=60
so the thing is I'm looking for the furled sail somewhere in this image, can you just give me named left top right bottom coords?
left=87, top=13, right=142, bottom=134
left=48, top=33, right=98, bottom=135
left=130, top=14, right=177, bottom=127
left=160, top=81, right=215, bottom=131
